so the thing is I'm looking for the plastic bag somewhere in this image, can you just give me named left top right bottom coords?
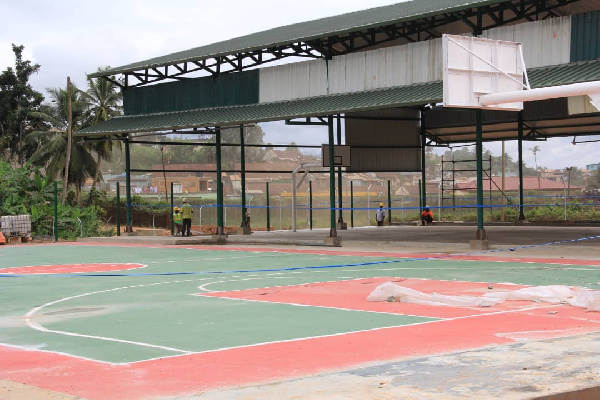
left=366, top=282, right=503, bottom=307
left=367, top=282, right=600, bottom=311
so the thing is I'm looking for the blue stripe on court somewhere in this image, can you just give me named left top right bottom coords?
left=1, top=235, right=599, bottom=279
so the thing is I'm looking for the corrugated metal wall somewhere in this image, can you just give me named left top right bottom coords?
left=345, top=109, right=421, bottom=172
left=259, top=39, right=443, bottom=103
left=571, top=11, right=600, bottom=62
left=124, top=70, right=259, bottom=115
left=481, top=17, right=571, bottom=68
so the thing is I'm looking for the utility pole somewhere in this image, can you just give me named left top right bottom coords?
left=61, top=77, right=72, bottom=205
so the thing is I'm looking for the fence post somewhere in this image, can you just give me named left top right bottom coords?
left=387, top=180, right=392, bottom=225
left=350, top=181, right=354, bottom=228
left=54, top=181, right=58, bottom=242
left=309, top=181, right=313, bottom=230
left=170, top=182, right=174, bottom=236
left=116, top=182, right=121, bottom=236
left=266, top=182, right=270, bottom=231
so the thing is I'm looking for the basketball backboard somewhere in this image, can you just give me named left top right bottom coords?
left=322, top=145, right=351, bottom=167
left=442, top=34, right=527, bottom=111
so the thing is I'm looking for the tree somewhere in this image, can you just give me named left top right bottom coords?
left=28, top=83, right=97, bottom=204
left=529, top=145, right=541, bottom=190
left=80, top=68, right=123, bottom=189
left=0, top=44, right=44, bottom=164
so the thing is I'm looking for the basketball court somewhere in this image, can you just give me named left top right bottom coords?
left=1, top=240, right=599, bottom=399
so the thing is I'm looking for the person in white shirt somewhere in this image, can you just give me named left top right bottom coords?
left=376, top=203, right=386, bottom=226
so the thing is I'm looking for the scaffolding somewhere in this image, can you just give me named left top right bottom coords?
left=441, top=155, right=492, bottom=220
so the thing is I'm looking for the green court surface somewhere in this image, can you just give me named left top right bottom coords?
left=1, top=244, right=598, bottom=365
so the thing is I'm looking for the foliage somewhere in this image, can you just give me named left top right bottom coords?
left=441, top=146, right=536, bottom=178
left=27, top=83, right=97, bottom=202
left=0, top=161, right=102, bottom=239
left=0, top=44, right=44, bottom=163
left=586, top=169, right=600, bottom=190
left=80, top=68, right=123, bottom=188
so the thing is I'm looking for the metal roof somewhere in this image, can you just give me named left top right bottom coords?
left=91, top=0, right=505, bottom=78
left=78, top=59, right=600, bottom=138
left=76, top=81, right=442, bottom=136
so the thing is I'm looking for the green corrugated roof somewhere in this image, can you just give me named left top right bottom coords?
left=91, top=0, right=505, bottom=78
left=76, top=81, right=442, bottom=136
left=77, top=59, right=600, bottom=137
left=529, top=59, right=600, bottom=88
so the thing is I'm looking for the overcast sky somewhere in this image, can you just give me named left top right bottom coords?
left=1, top=0, right=597, bottom=171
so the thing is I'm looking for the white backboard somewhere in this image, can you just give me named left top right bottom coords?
left=442, top=34, right=526, bottom=111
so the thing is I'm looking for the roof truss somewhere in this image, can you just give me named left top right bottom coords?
left=116, top=0, right=581, bottom=87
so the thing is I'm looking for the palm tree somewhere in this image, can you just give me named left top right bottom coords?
left=80, top=68, right=123, bottom=189
left=28, top=84, right=97, bottom=204
left=529, top=145, right=541, bottom=190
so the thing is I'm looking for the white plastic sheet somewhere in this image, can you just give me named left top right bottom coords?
left=367, top=282, right=600, bottom=311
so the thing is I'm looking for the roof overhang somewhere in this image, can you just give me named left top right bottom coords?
left=75, top=81, right=441, bottom=137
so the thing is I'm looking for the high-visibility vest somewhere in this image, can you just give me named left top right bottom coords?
left=173, top=212, right=182, bottom=224
left=181, top=204, right=193, bottom=219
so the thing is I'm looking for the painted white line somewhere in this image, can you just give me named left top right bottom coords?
left=22, top=278, right=213, bottom=354
left=0, top=341, right=121, bottom=366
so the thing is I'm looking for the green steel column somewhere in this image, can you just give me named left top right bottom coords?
left=266, top=182, right=270, bottom=231
left=475, top=109, right=485, bottom=235
left=53, top=181, right=58, bottom=242
left=124, top=138, right=133, bottom=232
left=116, top=182, right=121, bottom=236
left=418, top=180, right=422, bottom=210
left=350, top=181, right=354, bottom=228
left=216, top=127, right=224, bottom=235
left=420, top=109, right=427, bottom=210
left=387, top=180, right=392, bottom=225
left=240, top=125, right=247, bottom=227
left=336, top=114, right=343, bottom=223
left=170, top=182, right=174, bottom=236
left=328, top=116, right=337, bottom=237
left=309, top=180, right=313, bottom=230
left=517, top=112, right=526, bottom=221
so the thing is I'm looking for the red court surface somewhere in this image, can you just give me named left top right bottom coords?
left=3, top=272, right=600, bottom=399
left=0, top=263, right=147, bottom=275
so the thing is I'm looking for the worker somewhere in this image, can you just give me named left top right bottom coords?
left=376, top=202, right=386, bottom=226
left=421, top=206, right=434, bottom=226
left=181, top=198, right=193, bottom=237
left=172, top=207, right=182, bottom=236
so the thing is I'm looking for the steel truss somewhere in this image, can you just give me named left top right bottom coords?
left=110, top=0, right=580, bottom=88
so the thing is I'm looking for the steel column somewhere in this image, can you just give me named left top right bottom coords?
left=328, top=116, right=337, bottom=237
left=216, top=127, right=224, bottom=235
left=336, top=115, right=343, bottom=224
left=240, top=125, right=247, bottom=227
left=518, top=112, right=526, bottom=221
left=421, top=109, right=427, bottom=210
left=475, top=110, right=486, bottom=237
left=124, top=138, right=133, bottom=232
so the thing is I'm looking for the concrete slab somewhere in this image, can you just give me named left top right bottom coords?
left=196, top=333, right=600, bottom=400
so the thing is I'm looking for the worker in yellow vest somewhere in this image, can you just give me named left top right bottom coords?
left=181, top=198, right=193, bottom=237
left=173, top=207, right=182, bottom=236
